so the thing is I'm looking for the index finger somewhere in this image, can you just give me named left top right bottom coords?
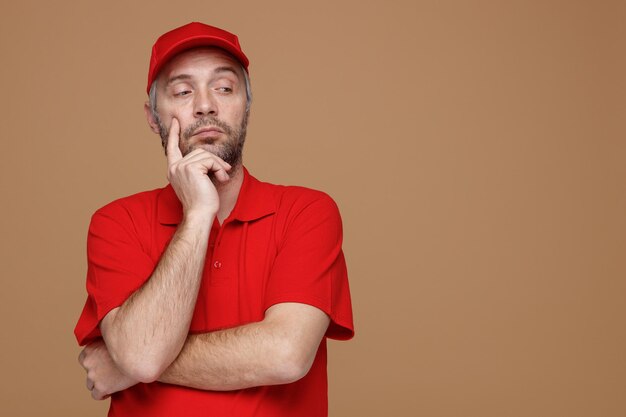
left=166, top=118, right=182, bottom=165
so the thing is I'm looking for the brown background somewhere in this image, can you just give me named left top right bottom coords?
left=1, top=0, right=625, bottom=416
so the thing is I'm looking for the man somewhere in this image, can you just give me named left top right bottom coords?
left=75, top=22, right=354, bottom=417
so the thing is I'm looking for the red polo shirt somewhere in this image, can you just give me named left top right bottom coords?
left=75, top=167, right=354, bottom=417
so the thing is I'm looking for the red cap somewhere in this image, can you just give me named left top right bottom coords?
left=147, top=22, right=249, bottom=93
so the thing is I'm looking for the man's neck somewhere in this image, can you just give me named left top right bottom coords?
left=213, top=164, right=245, bottom=225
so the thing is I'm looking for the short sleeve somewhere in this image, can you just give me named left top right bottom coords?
left=264, top=193, right=354, bottom=340
left=74, top=204, right=157, bottom=345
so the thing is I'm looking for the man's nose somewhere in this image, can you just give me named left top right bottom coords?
left=193, top=90, right=217, bottom=117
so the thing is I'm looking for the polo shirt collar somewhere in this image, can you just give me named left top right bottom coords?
left=157, top=166, right=276, bottom=225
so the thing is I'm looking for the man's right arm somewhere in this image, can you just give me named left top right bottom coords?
left=98, top=118, right=231, bottom=382
left=100, top=212, right=211, bottom=382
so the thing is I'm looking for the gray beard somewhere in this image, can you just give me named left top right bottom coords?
left=158, top=113, right=248, bottom=167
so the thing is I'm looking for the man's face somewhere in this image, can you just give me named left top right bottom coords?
left=148, top=47, right=249, bottom=166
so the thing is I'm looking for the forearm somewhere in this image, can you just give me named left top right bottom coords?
left=158, top=303, right=330, bottom=390
left=102, top=213, right=212, bottom=382
left=159, top=323, right=283, bottom=390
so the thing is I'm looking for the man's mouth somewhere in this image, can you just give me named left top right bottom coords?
left=192, top=127, right=224, bottom=139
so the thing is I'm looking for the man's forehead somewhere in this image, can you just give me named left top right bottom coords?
left=158, top=47, right=243, bottom=82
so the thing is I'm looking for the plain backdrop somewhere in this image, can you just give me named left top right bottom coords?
left=1, top=1, right=625, bottom=416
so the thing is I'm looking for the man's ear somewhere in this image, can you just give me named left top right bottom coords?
left=144, top=102, right=161, bottom=134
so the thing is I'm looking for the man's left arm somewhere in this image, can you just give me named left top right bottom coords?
left=159, top=302, right=329, bottom=390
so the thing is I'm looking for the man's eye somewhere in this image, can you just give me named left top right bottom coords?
left=217, top=87, right=233, bottom=93
left=175, top=90, right=192, bottom=96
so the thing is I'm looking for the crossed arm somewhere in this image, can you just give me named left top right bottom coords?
left=81, top=305, right=329, bottom=400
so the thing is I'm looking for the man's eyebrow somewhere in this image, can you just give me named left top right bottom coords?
left=213, top=66, right=239, bottom=77
left=165, top=67, right=239, bottom=86
left=166, top=74, right=192, bottom=85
